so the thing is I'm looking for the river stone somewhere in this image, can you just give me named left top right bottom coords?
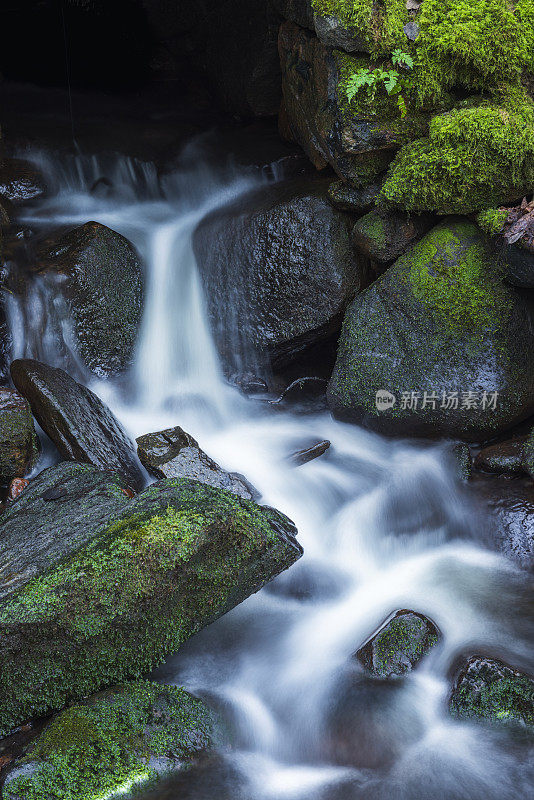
left=0, top=159, right=47, bottom=205
left=473, top=476, right=534, bottom=570
left=10, top=359, right=145, bottom=491
left=3, top=681, right=221, bottom=800
left=0, top=475, right=301, bottom=734
left=449, top=656, right=534, bottom=732
left=272, top=0, right=315, bottom=29
left=0, top=300, right=12, bottom=384
left=193, top=177, right=365, bottom=370
left=313, top=12, right=369, bottom=52
left=0, top=462, right=132, bottom=602
left=0, top=389, right=39, bottom=485
left=351, top=208, right=434, bottom=265
left=36, top=221, right=144, bottom=376
left=475, top=438, right=526, bottom=475
left=327, top=218, right=534, bottom=440
left=136, top=426, right=256, bottom=500
left=356, top=610, right=440, bottom=679
left=499, top=240, right=534, bottom=288
left=327, top=179, right=381, bottom=214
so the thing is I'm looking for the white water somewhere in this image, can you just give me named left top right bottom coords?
left=6, top=144, right=533, bottom=800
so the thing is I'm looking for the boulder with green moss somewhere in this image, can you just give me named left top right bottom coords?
left=327, top=218, right=534, bottom=440
left=356, top=610, right=440, bottom=679
left=0, top=389, right=39, bottom=485
left=351, top=207, right=434, bottom=265
left=0, top=473, right=301, bottom=735
left=3, top=680, right=222, bottom=800
left=449, top=656, right=534, bottom=732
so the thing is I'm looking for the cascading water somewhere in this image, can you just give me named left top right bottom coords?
left=5, top=141, right=533, bottom=800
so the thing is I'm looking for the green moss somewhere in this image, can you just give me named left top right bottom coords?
left=312, top=0, right=408, bottom=57
left=380, top=97, right=534, bottom=214
left=372, top=615, right=438, bottom=677
left=3, top=681, right=216, bottom=800
left=404, top=219, right=508, bottom=331
left=476, top=207, right=510, bottom=236
left=0, top=478, right=300, bottom=735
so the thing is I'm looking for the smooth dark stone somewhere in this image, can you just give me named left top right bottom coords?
left=271, top=377, right=328, bottom=407
left=351, top=208, right=435, bottom=265
left=327, top=180, right=381, bottom=214
left=313, top=12, right=369, bottom=53
left=136, top=426, right=257, bottom=500
left=475, top=438, right=526, bottom=475
left=0, top=159, right=47, bottom=205
left=10, top=359, right=145, bottom=491
left=0, top=389, right=39, bottom=485
left=473, top=475, right=534, bottom=570
left=356, top=610, right=440, bottom=679
left=288, top=439, right=330, bottom=466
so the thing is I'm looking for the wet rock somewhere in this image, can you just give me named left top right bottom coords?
left=0, top=301, right=12, bottom=385
left=136, top=426, right=257, bottom=500
left=328, top=219, right=534, bottom=440
left=10, top=359, right=145, bottom=491
left=475, top=438, right=526, bottom=475
left=0, top=196, right=13, bottom=228
left=0, top=462, right=132, bottom=601
left=194, top=177, right=365, bottom=370
left=36, top=221, right=144, bottom=376
left=473, top=476, right=534, bottom=570
left=403, top=21, right=420, bottom=41
left=278, top=22, right=426, bottom=184
left=498, top=239, right=534, bottom=288
left=272, top=0, right=315, bottom=29
left=6, top=478, right=29, bottom=502
left=0, top=474, right=301, bottom=733
left=3, top=681, right=222, bottom=800
left=450, top=443, right=472, bottom=482
left=351, top=208, right=434, bottom=266
left=521, top=428, right=534, bottom=479
left=0, top=389, right=39, bottom=485
left=327, top=179, right=381, bottom=214
left=230, top=372, right=268, bottom=395
left=313, top=12, right=368, bottom=52
left=0, top=159, right=47, bottom=205
left=356, top=610, right=440, bottom=679
left=288, top=439, right=330, bottom=466
left=449, top=655, right=534, bottom=732
left=272, top=377, right=328, bottom=407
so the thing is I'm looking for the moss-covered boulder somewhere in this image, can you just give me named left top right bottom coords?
left=450, top=656, right=534, bottom=732
left=356, top=610, right=440, bottom=679
left=327, top=218, right=534, bottom=440
left=0, top=389, right=39, bottom=485
left=136, top=426, right=256, bottom=500
left=3, top=681, right=222, bottom=800
left=36, top=222, right=144, bottom=376
left=193, top=176, right=366, bottom=370
left=11, top=359, right=145, bottom=491
left=327, top=179, right=380, bottom=214
left=351, top=208, right=434, bottom=266
left=0, top=474, right=301, bottom=734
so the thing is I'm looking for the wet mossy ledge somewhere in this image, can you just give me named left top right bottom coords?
left=280, top=1, right=534, bottom=215
left=2, top=681, right=222, bottom=800
left=0, top=465, right=302, bottom=735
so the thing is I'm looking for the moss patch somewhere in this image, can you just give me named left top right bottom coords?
left=3, top=681, right=218, bottom=800
left=476, top=207, right=510, bottom=237
left=312, top=0, right=409, bottom=57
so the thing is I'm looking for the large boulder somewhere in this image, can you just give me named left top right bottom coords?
left=351, top=208, right=434, bottom=266
left=327, top=218, right=534, bottom=440
left=3, top=681, right=221, bottom=800
left=10, top=359, right=145, bottom=491
left=0, top=158, right=47, bottom=205
left=36, top=221, right=144, bottom=376
left=0, top=471, right=301, bottom=734
left=356, top=610, right=440, bottom=679
left=449, top=656, right=534, bottom=732
left=193, top=177, right=366, bottom=371
left=137, top=426, right=257, bottom=500
left=0, top=389, right=39, bottom=485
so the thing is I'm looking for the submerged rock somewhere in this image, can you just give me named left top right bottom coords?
left=136, top=426, right=257, bottom=500
left=0, top=474, right=301, bottom=734
left=36, top=221, right=144, bottom=376
left=328, top=219, right=534, bottom=440
left=449, top=656, right=534, bottom=732
left=194, top=177, right=365, bottom=370
left=475, top=438, right=526, bottom=476
left=0, top=159, right=47, bottom=205
left=288, top=439, right=330, bottom=466
left=10, top=359, right=145, bottom=491
left=356, top=610, right=440, bottom=679
left=0, top=389, right=39, bottom=485
left=3, top=681, right=221, bottom=800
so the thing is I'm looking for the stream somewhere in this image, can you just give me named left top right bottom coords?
left=5, top=139, right=534, bottom=800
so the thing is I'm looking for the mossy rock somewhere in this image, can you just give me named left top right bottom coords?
left=0, top=473, right=301, bottom=734
left=356, top=610, right=440, bottom=679
left=36, top=222, right=144, bottom=377
left=351, top=207, right=434, bottom=265
left=449, top=656, right=534, bottom=733
left=327, top=218, right=534, bottom=440
left=3, top=680, right=222, bottom=800
left=0, top=389, right=39, bottom=485
left=521, top=428, right=534, bottom=480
